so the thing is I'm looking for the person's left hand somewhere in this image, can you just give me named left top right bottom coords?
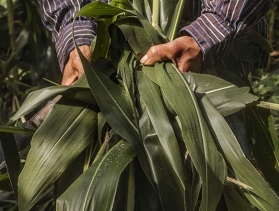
left=61, top=45, right=91, bottom=85
left=140, top=36, right=202, bottom=73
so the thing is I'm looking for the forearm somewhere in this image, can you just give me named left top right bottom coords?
left=180, top=0, right=274, bottom=68
left=37, top=0, right=96, bottom=71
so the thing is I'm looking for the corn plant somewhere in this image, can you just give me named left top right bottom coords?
left=0, top=0, right=279, bottom=210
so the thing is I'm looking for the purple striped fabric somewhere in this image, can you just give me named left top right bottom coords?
left=37, top=0, right=97, bottom=71
left=38, top=0, right=273, bottom=77
left=181, top=0, right=273, bottom=77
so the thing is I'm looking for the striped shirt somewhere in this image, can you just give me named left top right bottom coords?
left=38, top=0, right=273, bottom=78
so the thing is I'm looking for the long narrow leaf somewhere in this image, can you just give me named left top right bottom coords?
left=246, top=107, right=279, bottom=193
left=56, top=140, right=135, bottom=211
left=9, top=76, right=95, bottom=123
left=155, top=63, right=227, bottom=210
left=0, top=126, right=35, bottom=135
left=113, top=17, right=153, bottom=59
left=132, top=0, right=152, bottom=23
left=75, top=42, right=155, bottom=188
left=18, top=99, right=98, bottom=211
left=199, top=96, right=279, bottom=210
left=138, top=71, right=187, bottom=210
left=164, top=0, right=186, bottom=40
left=183, top=72, right=258, bottom=116
left=223, top=184, right=256, bottom=211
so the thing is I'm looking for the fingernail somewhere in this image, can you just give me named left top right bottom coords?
left=140, top=55, right=148, bottom=64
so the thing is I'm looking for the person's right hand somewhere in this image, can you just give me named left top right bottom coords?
left=140, top=36, right=202, bottom=73
left=61, top=45, right=91, bottom=85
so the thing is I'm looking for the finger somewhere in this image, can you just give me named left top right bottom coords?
left=140, top=44, right=176, bottom=65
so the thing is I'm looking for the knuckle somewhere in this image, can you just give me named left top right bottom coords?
left=149, top=46, right=159, bottom=56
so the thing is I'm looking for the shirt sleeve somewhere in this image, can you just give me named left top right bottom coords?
left=180, top=0, right=274, bottom=69
left=37, top=0, right=97, bottom=72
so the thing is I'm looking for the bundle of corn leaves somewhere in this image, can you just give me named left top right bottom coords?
left=1, top=0, right=279, bottom=210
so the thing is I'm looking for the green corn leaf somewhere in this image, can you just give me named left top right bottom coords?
left=9, top=76, right=95, bottom=124
left=155, top=63, right=227, bottom=210
left=138, top=71, right=188, bottom=210
left=199, top=96, right=279, bottom=210
left=56, top=140, right=135, bottom=211
left=224, top=184, right=256, bottom=211
left=183, top=72, right=259, bottom=116
left=18, top=99, right=98, bottom=211
left=164, top=0, right=186, bottom=41
left=0, top=125, right=35, bottom=135
left=190, top=163, right=202, bottom=211
left=246, top=107, right=279, bottom=193
left=75, top=42, right=155, bottom=188
left=113, top=16, right=153, bottom=59
left=132, top=0, right=152, bottom=23
left=133, top=9, right=166, bottom=45
left=76, top=1, right=134, bottom=19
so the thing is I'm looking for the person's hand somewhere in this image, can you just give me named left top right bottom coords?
left=61, top=45, right=91, bottom=85
left=140, top=36, right=202, bottom=73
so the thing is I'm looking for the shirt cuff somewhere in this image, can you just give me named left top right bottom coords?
left=55, top=20, right=97, bottom=72
left=180, top=13, right=232, bottom=69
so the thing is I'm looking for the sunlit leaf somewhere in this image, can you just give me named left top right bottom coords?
left=9, top=76, right=95, bottom=124
left=184, top=72, right=259, bottom=116
left=138, top=71, right=187, bottom=210
left=75, top=42, right=155, bottom=188
left=155, top=63, right=227, bottom=210
left=18, top=99, right=98, bottom=211
left=199, top=96, right=279, bottom=210
left=56, top=140, right=135, bottom=211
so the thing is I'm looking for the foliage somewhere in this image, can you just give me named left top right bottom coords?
left=0, top=0, right=61, bottom=125
left=0, top=0, right=279, bottom=211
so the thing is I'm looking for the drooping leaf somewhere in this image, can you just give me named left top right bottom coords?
left=223, top=184, right=256, bottom=211
left=18, top=99, right=98, bottom=211
left=199, top=96, right=279, bottom=210
left=9, top=75, right=95, bottom=124
left=75, top=42, right=155, bottom=188
left=113, top=16, right=153, bottom=59
left=0, top=125, right=35, bottom=135
left=155, top=63, right=227, bottom=210
left=190, top=162, right=202, bottom=211
left=56, top=140, right=135, bottom=211
left=138, top=71, right=187, bottom=210
left=183, top=72, right=259, bottom=116
left=246, top=106, right=279, bottom=193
